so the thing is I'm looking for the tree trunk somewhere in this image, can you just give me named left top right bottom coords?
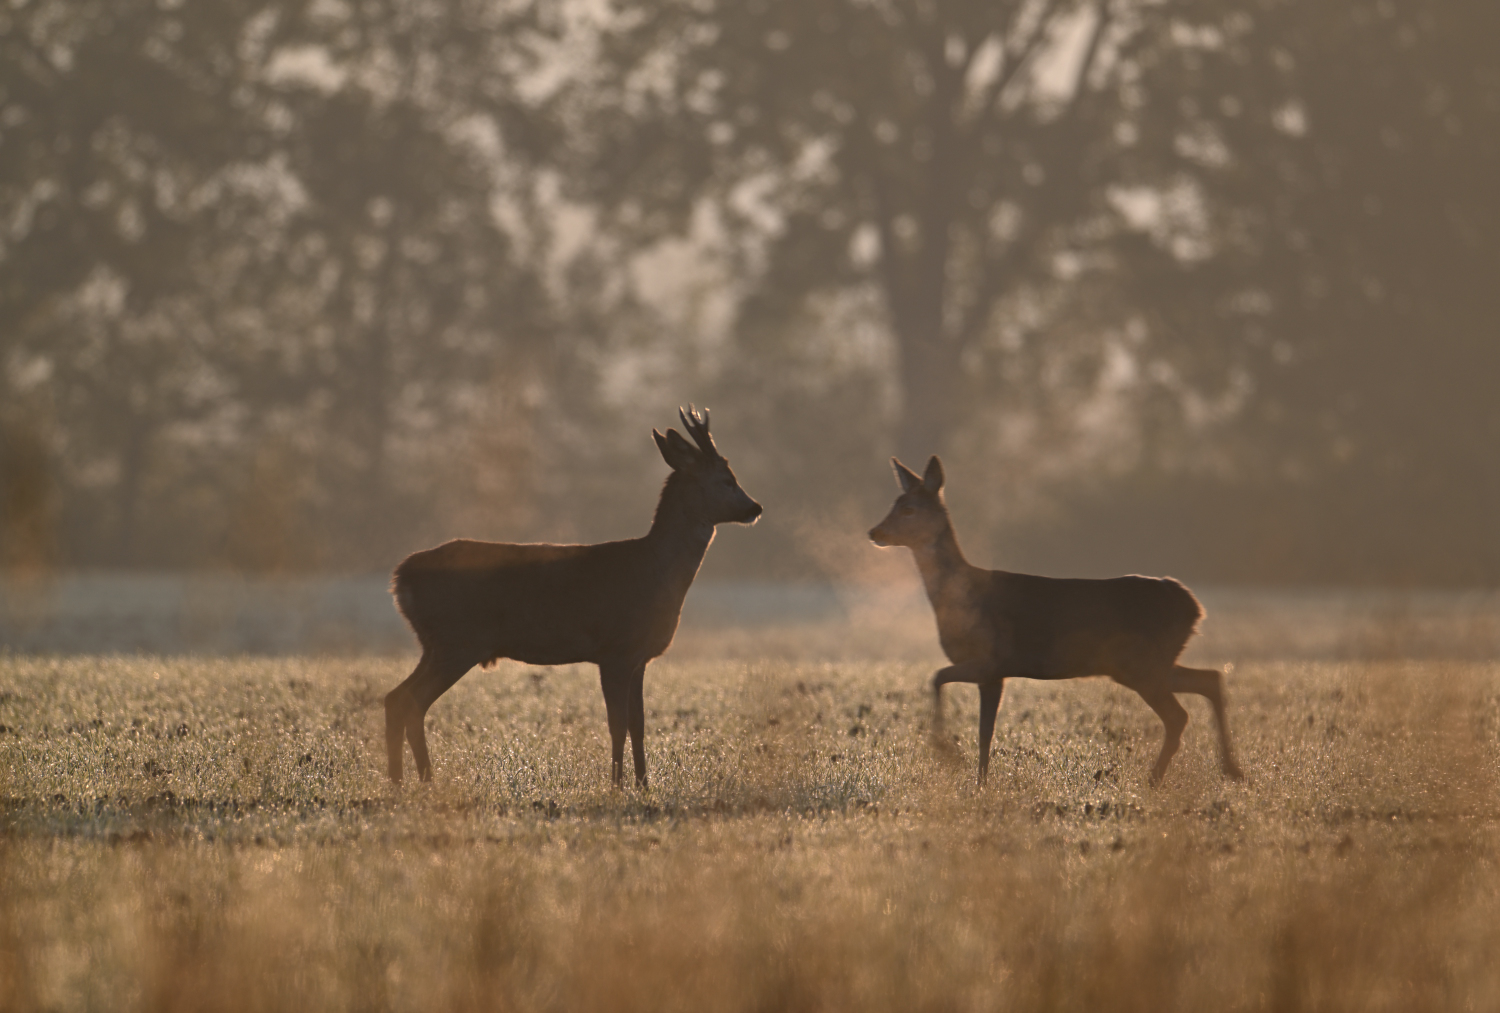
left=886, top=213, right=962, bottom=465
left=114, top=418, right=149, bottom=566
left=893, top=329, right=963, bottom=466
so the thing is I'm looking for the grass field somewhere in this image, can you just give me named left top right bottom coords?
left=2, top=609, right=1499, bottom=1012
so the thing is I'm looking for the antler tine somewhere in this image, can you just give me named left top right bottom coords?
left=678, top=404, right=718, bottom=457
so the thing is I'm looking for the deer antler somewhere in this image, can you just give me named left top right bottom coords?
left=679, top=405, right=719, bottom=458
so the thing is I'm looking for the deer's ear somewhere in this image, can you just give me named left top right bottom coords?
left=892, top=458, right=922, bottom=493
left=653, top=429, right=682, bottom=469
left=922, top=455, right=945, bottom=493
left=654, top=428, right=701, bottom=472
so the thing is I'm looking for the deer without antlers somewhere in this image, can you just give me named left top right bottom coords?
left=384, top=407, right=762, bottom=786
left=869, top=456, right=1242, bottom=787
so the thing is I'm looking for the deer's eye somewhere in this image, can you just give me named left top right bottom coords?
left=900, top=506, right=917, bottom=517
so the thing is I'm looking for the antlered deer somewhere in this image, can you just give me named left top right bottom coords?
left=385, top=407, right=762, bottom=786
left=868, top=456, right=1242, bottom=787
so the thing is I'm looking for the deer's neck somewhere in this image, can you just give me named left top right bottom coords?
left=911, top=521, right=973, bottom=605
left=645, top=474, right=716, bottom=578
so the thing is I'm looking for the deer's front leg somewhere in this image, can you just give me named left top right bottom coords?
left=930, top=660, right=995, bottom=736
left=599, top=665, right=630, bottom=788
left=977, top=680, right=1006, bottom=786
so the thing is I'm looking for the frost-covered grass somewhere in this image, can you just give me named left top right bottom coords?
left=2, top=650, right=1499, bottom=1012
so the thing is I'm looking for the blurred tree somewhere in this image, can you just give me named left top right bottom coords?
left=0, top=0, right=274, bottom=563
left=564, top=0, right=1500, bottom=583
left=1094, top=0, right=1500, bottom=581
left=0, top=410, right=55, bottom=571
left=6, top=0, right=1493, bottom=583
left=248, top=92, right=550, bottom=566
left=0, top=1, right=262, bottom=332
left=243, top=0, right=562, bottom=567
left=0, top=0, right=563, bottom=571
left=563, top=0, right=1193, bottom=465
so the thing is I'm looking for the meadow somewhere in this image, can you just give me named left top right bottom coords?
left=2, top=594, right=1499, bottom=1012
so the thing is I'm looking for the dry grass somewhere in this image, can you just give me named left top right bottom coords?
left=2, top=632, right=1499, bottom=1012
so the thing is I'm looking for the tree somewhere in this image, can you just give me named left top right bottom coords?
left=564, top=0, right=1195, bottom=463
left=1109, top=0, right=1500, bottom=581
left=0, top=0, right=564, bottom=570
left=242, top=0, right=562, bottom=567
left=0, top=0, right=277, bottom=563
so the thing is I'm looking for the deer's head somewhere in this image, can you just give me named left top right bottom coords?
left=653, top=406, right=763, bottom=525
left=869, top=456, right=947, bottom=548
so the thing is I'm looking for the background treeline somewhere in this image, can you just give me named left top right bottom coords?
left=1, top=0, right=1495, bottom=585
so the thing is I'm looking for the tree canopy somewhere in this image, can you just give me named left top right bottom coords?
left=1, top=0, right=1495, bottom=583
left=566, top=0, right=1189, bottom=462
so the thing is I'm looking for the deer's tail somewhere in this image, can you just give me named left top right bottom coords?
left=1166, top=577, right=1205, bottom=636
left=1155, top=578, right=1206, bottom=661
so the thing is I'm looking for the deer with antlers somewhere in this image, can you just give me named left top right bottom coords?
left=384, top=407, right=762, bottom=786
left=869, top=456, right=1242, bottom=787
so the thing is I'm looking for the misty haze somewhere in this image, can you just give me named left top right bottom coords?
left=2, top=2, right=1498, bottom=1011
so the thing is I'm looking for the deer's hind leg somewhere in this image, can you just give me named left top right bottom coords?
left=977, top=680, right=1006, bottom=786
left=385, top=657, right=431, bottom=783
left=626, top=661, right=649, bottom=789
left=385, top=652, right=470, bottom=783
left=1171, top=665, right=1243, bottom=780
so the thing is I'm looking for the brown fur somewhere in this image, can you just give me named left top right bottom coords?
left=869, top=455, right=1242, bottom=787
left=383, top=408, right=761, bottom=786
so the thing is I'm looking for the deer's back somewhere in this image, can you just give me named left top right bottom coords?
left=393, top=538, right=685, bottom=667
left=946, top=570, right=1203, bottom=677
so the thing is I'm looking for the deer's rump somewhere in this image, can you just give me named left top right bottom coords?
left=987, top=572, right=1204, bottom=678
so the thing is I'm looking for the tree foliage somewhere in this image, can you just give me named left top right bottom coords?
left=0, top=0, right=560, bottom=569
left=1094, top=0, right=1500, bottom=580
left=1, top=0, right=1495, bottom=582
left=565, top=0, right=1193, bottom=462
left=565, top=0, right=1500, bottom=582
